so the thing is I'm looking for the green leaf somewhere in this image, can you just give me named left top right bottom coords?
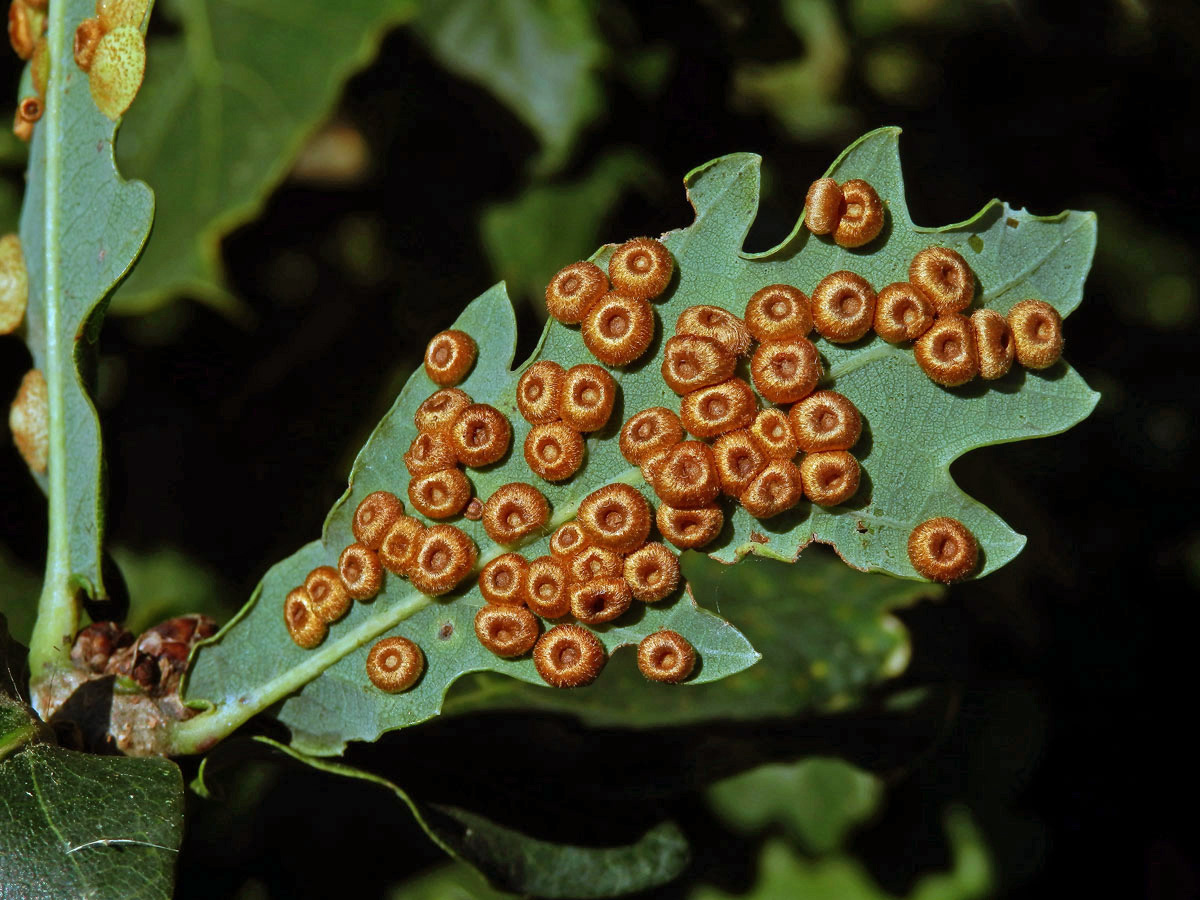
left=693, top=129, right=1098, bottom=576
left=19, top=0, right=154, bottom=680
left=708, top=758, right=883, bottom=855
left=111, top=545, right=235, bottom=635
left=174, top=128, right=1095, bottom=756
left=0, top=543, right=42, bottom=647
left=390, top=808, right=993, bottom=900
left=731, top=0, right=856, bottom=139
left=413, top=0, right=605, bottom=174
left=111, top=0, right=417, bottom=316
left=0, top=177, right=20, bottom=235
left=481, top=150, right=657, bottom=308
left=176, top=279, right=759, bottom=755
left=0, top=615, right=38, bottom=763
left=444, top=550, right=938, bottom=725
left=209, top=736, right=688, bottom=899
left=0, top=745, right=183, bottom=900
left=691, top=810, right=992, bottom=900
left=388, top=863, right=517, bottom=900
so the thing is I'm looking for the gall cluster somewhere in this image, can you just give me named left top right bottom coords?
left=804, top=177, right=886, bottom=248
left=283, top=325, right=691, bottom=690
left=283, top=178, right=1068, bottom=685
left=626, top=293, right=865, bottom=546
left=545, top=237, right=674, bottom=367
left=473, top=483, right=694, bottom=687
left=518, top=361, right=614, bottom=481
left=803, top=178, right=1065, bottom=386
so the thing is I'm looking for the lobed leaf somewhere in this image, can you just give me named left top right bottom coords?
left=177, top=129, right=1096, bottom=755
left=19, top=0, right=154, bottom=674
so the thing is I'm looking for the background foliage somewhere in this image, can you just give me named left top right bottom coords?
left=0, top=1, right=1193, bottom=897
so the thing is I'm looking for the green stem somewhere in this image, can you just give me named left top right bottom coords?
left=170, top=464, right=649, bottom=753
left=168, top=592, right=433, bottom=755
left=27, top=0, right=80, bottom=688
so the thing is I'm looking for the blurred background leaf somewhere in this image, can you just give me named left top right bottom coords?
left=731, top=0, right=855, bottom=139
left=412, top=0, right=605, bottom=175
left=111, top=546, right=233, bottom=635
left=691, top=810, right=991, bottom=900
left=112, top=0, right=418, bottom=317
left=481, top=149, right=658, bottom=310
left=0, top=544, right=40, bottom=647
left=387, top=809, right=991, bottom=900
left=707, top=758, right=883, bottom=856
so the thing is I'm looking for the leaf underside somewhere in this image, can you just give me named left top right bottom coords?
left=20, top=0, right=154, bottom=606
left=184, top=128, right=1097, bottom=754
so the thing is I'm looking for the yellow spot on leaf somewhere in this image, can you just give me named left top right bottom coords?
left=10, top=369, right=48, bottom=474
left=96, top=0, right=150, bottom=30
left=0, top=234, right=28, bottom=334
left=88, top=25, right=145, bottom=120
left=31, top=36, right=49, bottom=97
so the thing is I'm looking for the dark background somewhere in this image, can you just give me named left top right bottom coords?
left=1, top=1, right=1196, bottom=897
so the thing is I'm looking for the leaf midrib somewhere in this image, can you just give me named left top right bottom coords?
left=173, top=462, right=646, bottom=752
left=28, top=0, right=78, bottom=680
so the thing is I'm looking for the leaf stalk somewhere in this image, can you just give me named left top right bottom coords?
left=27, top=0, right=81, bottom=692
